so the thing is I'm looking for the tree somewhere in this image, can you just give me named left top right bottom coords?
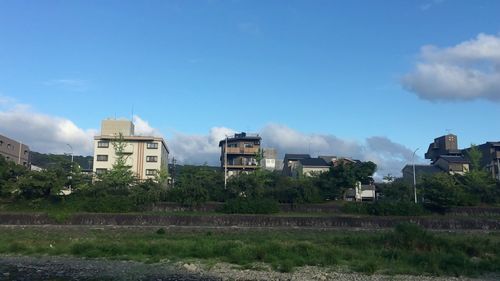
left=0, top=155, right=28, bottom=198
left=378, top=180, right=414, bottom=202
left=97, top=134, right=137, bottom=193
left=466, top=144, right=483, bottom=171
left=16, top=169, right=65, bottom=199
left=420, top=173, right=468, bottom=208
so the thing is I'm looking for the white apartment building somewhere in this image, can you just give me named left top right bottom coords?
left=93, top=119, right=169, bottom=180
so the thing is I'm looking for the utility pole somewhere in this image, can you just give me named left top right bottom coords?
left=66, top=144, right=73, bottom=192
left=18, top=141, right=22, bottom=165
left=412, top=147, right=420, bottom=204
left=172, top=157, right=176, bottom=188
left=224, top=135, right=228, bottom=189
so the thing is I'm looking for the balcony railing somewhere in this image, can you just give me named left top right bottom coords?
left=225, top=147, right=259, bottom=154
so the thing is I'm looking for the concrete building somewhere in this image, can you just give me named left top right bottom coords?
left=93, top=119, right=169, bottom=180
left=261, top=148, right=277, bottom=171
left=219, top=132, right=261, bottom=177
left=463, top=142, right=500, bottom=181
left=402, top=134, right=470, bottom=183
left=0, top=134, right=30, bottom=167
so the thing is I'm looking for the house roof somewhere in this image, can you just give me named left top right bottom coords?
left=299, top=158, right=330, bottom=167
left=284, top=154, right=311, bottom=161
left=438, top=155, right=470, bottom=164
left=218, top=132, right=261, bottom=147
left=402, top=164, right=443, bottom=174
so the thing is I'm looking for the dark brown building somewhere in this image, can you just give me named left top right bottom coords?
left=219, top=132, right=261, bottom=176
left=463, top=142, right=500, bottom=181
left=0, top=134, right=30, bottom=167
left=425, top=134, right=461, bottom=163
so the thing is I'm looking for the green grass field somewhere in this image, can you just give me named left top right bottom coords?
left=0, top=224, right=499, bottom=277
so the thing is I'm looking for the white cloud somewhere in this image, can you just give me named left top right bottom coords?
left=401, top=33, right=500, bottom=102
left=169, top=127, right=236, bottom=165
left=0, top=99, right=419, bottom=178
left=0, top=104, right=96, bottom=155
left=133, top=115, right=163, bottom=137
left=169, top=123, right=418, bottom=178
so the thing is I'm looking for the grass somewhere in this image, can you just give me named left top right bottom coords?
left=0, top=224, right=498, bottom=276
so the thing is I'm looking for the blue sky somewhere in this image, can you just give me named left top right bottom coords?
left=1, top=0, right=499, bottom=176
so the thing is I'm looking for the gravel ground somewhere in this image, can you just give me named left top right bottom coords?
left=0, top=256, right=220, bottom=281
left=189, top=262, right=498, bottom=281
left=0, top=256, right=498, bottom=281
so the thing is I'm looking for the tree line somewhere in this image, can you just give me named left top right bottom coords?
left=1, top=138, right=499, bottom=214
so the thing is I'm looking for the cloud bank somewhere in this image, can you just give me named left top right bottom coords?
left=0, top=98, right=416, bottom=177
left=170, top=123, right=418, bottom=178
left=0, top=101, right=96, bottom=155
left=401, top=33, right=500, bottom=102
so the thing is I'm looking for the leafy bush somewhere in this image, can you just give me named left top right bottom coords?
left=218, top=198, right=279, bottom=214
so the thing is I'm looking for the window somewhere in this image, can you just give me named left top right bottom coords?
left=146, top=156, right=158, bottom=162
left=147, top=142, right=158, bottom=149
left=244, top=143, right=254, bottom=148
left=95, top=168, right=107, bottom=175
left=0, top=140, right=3, bottom=146
left=227, top=143, right=238, bottom=148
left=24, top=150, right=28, bottom=155
left=145, top=169, right=157, bottom=176
left=97, top=141, right=109, bottom=148
left=96, top=155, right=108, bottom=161
left=7, top=144, right=11, bottom=150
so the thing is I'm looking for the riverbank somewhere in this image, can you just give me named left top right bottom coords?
left=0, top=225, right=499, bottom=278
left=0, top=255, right=497, bottom=281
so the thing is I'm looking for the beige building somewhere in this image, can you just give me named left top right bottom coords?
left=93, top=119, right=169, bottom=180
left=0, top=134, right=30, bottom=167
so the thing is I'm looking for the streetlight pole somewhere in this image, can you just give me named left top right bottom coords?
left=412, top=147, right=420, bottom=204
left=66, top=144, right=73, bottom=192
left=224, top=135, right=228, bottom=189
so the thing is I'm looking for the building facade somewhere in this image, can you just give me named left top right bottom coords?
left=0, top=134, right=30, bottom=167
left=219, top=132, right=261, bottom=177
left=261, top=148, right=277, bottom=171
left=463, top=142, right=500, bottom=181
left=297, top=158, right=330, bottom=177
left=93, top=119, right=169, bottom=180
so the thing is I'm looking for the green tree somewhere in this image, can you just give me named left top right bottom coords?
left=378, top=180, right=414, bottom=202
left=0, top=155, right=29, bottom=198
left=420, top=173, right=468, bottom=208
left=15, top=169, right=65, bottom=199
left=458, top=170, right=498, bottom=204
left=97, top=134, right=136, bottom=193
left=466, top=144, right=483, bottom=171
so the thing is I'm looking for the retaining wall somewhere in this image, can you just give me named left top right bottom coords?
left=0, top=213, right=498, bottom=230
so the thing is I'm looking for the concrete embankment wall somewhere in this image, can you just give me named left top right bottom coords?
left=150, top=202, right=500, bottom=216
left=0, top=213, right=499, bottom=230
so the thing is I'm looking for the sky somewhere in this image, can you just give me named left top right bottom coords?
left=1, top=0, right=499, bottom=178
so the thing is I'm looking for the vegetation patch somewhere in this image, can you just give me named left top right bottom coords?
left=0, top=224, right=498, bottom=277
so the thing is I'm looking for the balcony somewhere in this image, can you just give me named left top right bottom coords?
left=225, top=164, right=260, bottom=169
left=225, top=147, right=259, bottom=155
